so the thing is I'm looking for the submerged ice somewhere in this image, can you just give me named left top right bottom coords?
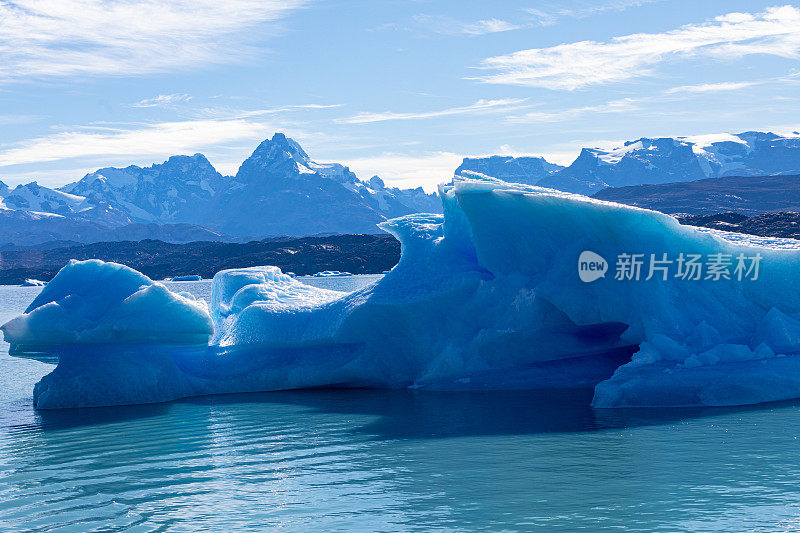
left=7, top=176, right=800, bottom=409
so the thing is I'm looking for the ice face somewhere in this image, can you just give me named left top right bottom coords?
left=9, top=176, right=800, bottom=409
left=434, top=178, right=800, bottom=407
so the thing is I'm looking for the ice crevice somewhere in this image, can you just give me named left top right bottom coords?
left=6, top=175, right=800, bottom=409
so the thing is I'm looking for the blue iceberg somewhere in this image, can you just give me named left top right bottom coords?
left=7, top=176, right=800, bottom=409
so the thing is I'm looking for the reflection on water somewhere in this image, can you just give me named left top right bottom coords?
left=3, top=389, right=800, bottom=531
left=2, top=279, right=800, bottom=530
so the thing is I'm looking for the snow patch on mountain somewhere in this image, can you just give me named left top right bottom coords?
left=3, top=182, right=92, bottom=216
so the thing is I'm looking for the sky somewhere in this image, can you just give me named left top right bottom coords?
left=1, top=0, right=799, bottom=192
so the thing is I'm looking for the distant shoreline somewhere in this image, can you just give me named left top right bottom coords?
left=0, top=234, right=400, bottom=285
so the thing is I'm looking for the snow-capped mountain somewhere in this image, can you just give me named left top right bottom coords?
left=199, top=133, right=441, bottom=236
left=542, top=132, right=800, bottom=195
left=2, top=181, right=93, bottom=216
left=457, top=131, right=800, bottom=195
left=62, top=153, right=225, bottom=226
left=0, top=133, right=440, bottom=245
left=206, top=133, right=390, bottom=235
left=455, top=155, right=564, bottom=185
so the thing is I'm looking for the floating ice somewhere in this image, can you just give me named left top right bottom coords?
left=8, top=176, right=800, bottom=409
left=170, top=275, right=203, bottom=281
left=4, top=259, right=212, bottom=347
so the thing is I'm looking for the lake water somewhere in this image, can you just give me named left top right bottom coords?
left=2, top=276, right=800, bottom=531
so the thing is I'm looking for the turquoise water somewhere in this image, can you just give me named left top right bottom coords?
left=2, top=277, right=800, bottom=531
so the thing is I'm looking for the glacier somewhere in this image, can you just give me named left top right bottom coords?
left=7, top=176, right=800, bottom=409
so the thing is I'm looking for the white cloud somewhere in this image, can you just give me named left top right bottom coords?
left=0, top=119, right=275, bottom=167
left=525, top=0, right=662, bottom=26
left=412, top=15, right=521, bottom=36
left=524, top=9, right=558, bottom=27
left=0, top=114, right=41, bottom=125
left=506, top=75, right=792, bottom=123
left=458, top=18, right=521, bottom=36
left=343, top=152, right=463, bottom=192
left=337, top=98, right=528, bottom=124
left=506, top=98, right=641, bottom=123
left=478, top=5, right=800, bottom=90
left=232, top=104, right=344, bottom=117
left=133, top=93, right=193, bottom=108
left=0, top=0, right=306, bottom=81
left=664, top=81, right=760, bottom=94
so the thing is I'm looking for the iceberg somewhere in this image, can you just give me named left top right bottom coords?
left=7, top=176, right=800, bottom=409
left=170, top=275, right=203, bottom=282
left=5, top=259, right=212, bottom=348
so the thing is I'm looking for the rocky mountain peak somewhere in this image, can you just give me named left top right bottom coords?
left=369, top=176, right=385, bottom=190
left=236, top=132, right=316, bottom=180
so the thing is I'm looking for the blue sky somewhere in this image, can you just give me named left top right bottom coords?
left=1, top=0, right=799, bottom=191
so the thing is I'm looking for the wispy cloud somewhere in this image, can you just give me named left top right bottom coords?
left=664, top=81, right=760, bottom=94
left=231, top=104, right=344, bottom=117
left=523, top=9, right=558, bottom=28
left=505, top=72, right=799, bottom=123
left=477, top=5, right=800, bottom=90
left=506, top=98, right=641, bottom=123
left=0, top=119, right=275, bottom=167
left=337, top=98, right=528, bottom=124
left=405, top=4, right=653, bottom=37
left=0, top=114, right=42, bottom=125
left=459, top=18, right=521, bottom=36
left=0, top=0, right=306, bottom=81
left=412, top=15, right=521, bottom=36
left=526, top=0, right=662, bottom=26
left=133, top=93, right=193, bottom=108
left=343, top=151, right=463, bottom=192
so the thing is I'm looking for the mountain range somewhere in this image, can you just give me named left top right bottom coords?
left=458, top=131, right=800, bottom=196
left=0, top=133, right=440, bottom=245
left=4, top=130, right=800, bottom=246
